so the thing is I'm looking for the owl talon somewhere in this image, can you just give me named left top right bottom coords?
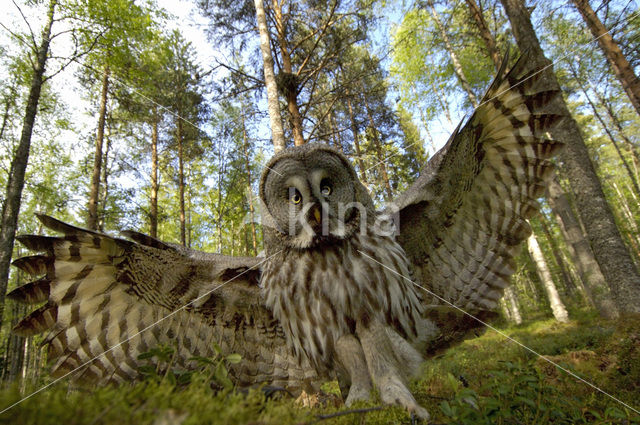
left=356, top=319, right=430, bottom=420
left=377, top=377, right=430, bottom=420
left=344, top=384, right=371, bottom=406
left=335, top=334, right=373, bottom=406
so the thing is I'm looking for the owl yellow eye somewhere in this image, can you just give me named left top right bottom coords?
left=320, top=180, right=332, bottom=196
left=289, top=189, right=302, bottom=204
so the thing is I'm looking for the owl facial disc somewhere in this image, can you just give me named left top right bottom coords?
left=260, top=144, right=374, bottom=249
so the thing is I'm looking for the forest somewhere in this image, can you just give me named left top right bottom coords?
left=0, top=0, right=640, bottom=423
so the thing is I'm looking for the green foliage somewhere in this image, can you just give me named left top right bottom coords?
left=1, top=315, right=639, bottom=424
left=414, top=315, right=640, bottom=424
left=136, top=343, right=242, bottom=390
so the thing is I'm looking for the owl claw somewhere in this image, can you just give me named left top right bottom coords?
left=344, top=384, right=371, bottom=406
left=356, top=319, right=430, bottom=420
left=377, top=375, right=430, bottom=420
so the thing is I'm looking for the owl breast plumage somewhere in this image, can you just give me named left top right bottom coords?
left=262, top=231, right=423, bottom=372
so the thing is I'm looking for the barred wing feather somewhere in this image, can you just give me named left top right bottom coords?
left=395, top=50, right=564, bottom=313
left=9, top=214, right=316, bottom=390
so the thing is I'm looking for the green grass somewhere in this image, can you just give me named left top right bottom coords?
left=1, top=312, right=639, bottom=424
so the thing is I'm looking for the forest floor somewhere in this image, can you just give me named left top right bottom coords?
left=0, top=311, right=639, bottom=425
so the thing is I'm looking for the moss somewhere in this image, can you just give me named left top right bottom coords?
left=1, top=313, right=639, bottom=424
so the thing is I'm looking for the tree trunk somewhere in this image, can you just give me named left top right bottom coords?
left=430, top=80, right=455, bottom=127
left=419, top=109, right=437, bottom=154
left=187, top=166, right=192, bottom=249
left=346, top=93, right=368, bottom=184
left=98, top=132, right=111, bottom=231
left=527, top=233, right=570, bottom=322
left=254, top=0, right=286, bottom=152
left=539, top=216, right=577, bottom=294
left=568, top=61, right=640, bottom=197
left=363, top=94, right=393, bottom=199
left=427, top=0, right=479, bottom=108
left=271, top=0, right=305, bottom=146
left=500, top=297, right=513, bottom=321
left=177, top=118, right=186, bottom=247
left=0, top=0, right=56, bottom=330
left=546, top=178, right=618, bottom=318
left=6, top=302, right=27, bottom=382
left=501, top=0, right=640, bottom=314
left=87, top=65, right=110, bottom=230
left=588, top=82, right=640, bottom=173
left=0, top=92, right=16, bottom=142
left=571, top=0, right=640, bottom=116
left=611, top=181, right=640, bottom=259
left=464, top=0, right=502, bottom=71
left=504, top=285, right=523, bottom=324
left=150, top=106, right=159, bottom=238
left=329, top=110, right=342, bottom=151
left=242, top=114, right=258, bottom=256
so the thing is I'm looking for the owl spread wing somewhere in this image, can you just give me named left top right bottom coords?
left=9, top=214, right=316, bottom=389
left=394, top=50, right=564, bottom=314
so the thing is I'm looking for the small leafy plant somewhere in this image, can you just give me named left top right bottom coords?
left=136, top=343, right=242, bottom=389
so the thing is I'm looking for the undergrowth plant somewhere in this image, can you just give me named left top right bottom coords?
left=0, top=313, right=638, bottom=424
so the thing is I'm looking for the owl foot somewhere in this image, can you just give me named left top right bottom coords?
left=357, top=319, right=430, bottom=421
left=377, top=376, right=430, bottom=420
left=335, top=334, right=373, bottom=406
left=344, top=382, right=371, bottom=406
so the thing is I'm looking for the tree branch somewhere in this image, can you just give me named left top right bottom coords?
left=11, top=0, right=38, bottom=51
left=0, top=22, right=37, bottom=55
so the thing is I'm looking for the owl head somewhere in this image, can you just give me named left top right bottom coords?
left=259, top=143, right=375, bottom=249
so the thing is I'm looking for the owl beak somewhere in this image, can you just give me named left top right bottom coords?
left=307, top=204, right=322, bottom=228
left=313, top=207, right=322, bottom=224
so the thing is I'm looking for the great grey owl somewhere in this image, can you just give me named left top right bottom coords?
left=9, top=51, right=563, bottom=419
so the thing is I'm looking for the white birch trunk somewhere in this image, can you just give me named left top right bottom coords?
left=254, top=0, right=286, bottom=152
left=527, top=233, right=569, bottom=322
left=504, top=286, right=523, bottom=324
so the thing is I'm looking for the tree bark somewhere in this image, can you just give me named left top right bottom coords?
left=363, top=93, right=393, bottom=199
left=568, top=61, right=640, bottom=197
left=611, top=181, right=640, bottom=258
left=271, top=0, right=305, bottom=146
left=501, top=0, right=640, bottom=314
left=0, top=0, right=56, bottom=330
left=504, top=285, right=523, bottom=324
left=150, top=106, right=159, bottom=238
left=546, top=178, right=618, bottom=318
left=501, top=297, right=513, bottom=321
left=0, top=91, right=16, bottom=142
left=430, top=80, right=455, bottom=127
left=177, top=117, right=186, bottom=246
left=345, top=92, right=368, bottom=184
left=87, top=65, right=110, bottom=230
left=588, top=81, right=640, bottom=174
left=254, top=0, right=286, bottom=152
left=539, top=216, right=577, bottom=294
left=6, top=302, right=27, bottom=382
left=527, top=233, right=570, bottom=322
left=464, top=0, right=502, bottom=71
left=427, top=1, right=479, bottom=108
left=241, top=113, right=258, bottom=256
left=329, top=110, right=342, bottom=151
left=187, top=166, right=192, bottom=249
left=571, top=0, right=640, bottom=117
left=98, top=131, right=111, bottom=231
